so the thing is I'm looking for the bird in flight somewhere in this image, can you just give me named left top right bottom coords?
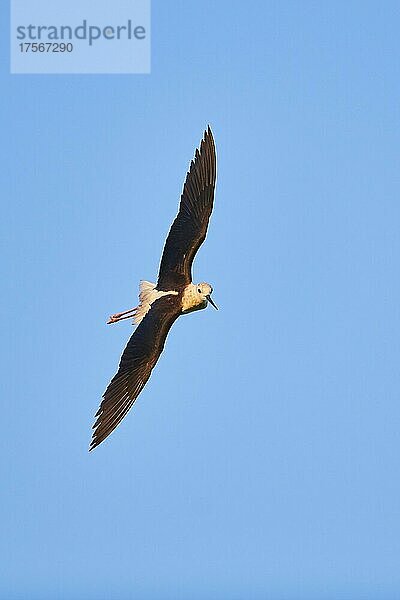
left=90, top=127, right=218, bottom=450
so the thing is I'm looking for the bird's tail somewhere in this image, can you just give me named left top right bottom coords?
left=134, top=280, right=157, bottom=324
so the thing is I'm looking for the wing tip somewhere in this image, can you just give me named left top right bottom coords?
left=197, top=125, right=216, bottom=170
left=89, top=429, right=107, bottom=452
left=88, top=439, right=97, bottom=452
left=204, top=124, right=215, bottom=148
left=89, top=425, right=102, bottom=451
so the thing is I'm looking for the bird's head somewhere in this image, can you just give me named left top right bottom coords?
left=196, top=282, right=218, bottom=310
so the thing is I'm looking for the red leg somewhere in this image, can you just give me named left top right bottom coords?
left=107, top=307, right=137, bottom=324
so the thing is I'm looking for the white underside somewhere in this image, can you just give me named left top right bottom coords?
left=133, top=281, right=178, bottom=325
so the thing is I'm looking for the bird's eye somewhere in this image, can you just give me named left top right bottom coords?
left=197, top=288, right=201, bottom=293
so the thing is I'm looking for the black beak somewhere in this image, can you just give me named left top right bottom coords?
left=206, top=295, right=219, bottom=310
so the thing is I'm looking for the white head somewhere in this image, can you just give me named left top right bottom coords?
left=195, top=282, right=218, bottom=310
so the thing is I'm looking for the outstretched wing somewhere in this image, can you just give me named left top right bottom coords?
left=157, top=126, right=217, bottom=291
left=90, top=295, right=181, bottom=451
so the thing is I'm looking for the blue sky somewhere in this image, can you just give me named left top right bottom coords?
left=2, top=1, right=400, bottom=598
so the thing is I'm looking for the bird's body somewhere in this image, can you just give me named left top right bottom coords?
left=90, top=127, right=217, bottom=451
left=130, top=280, right=178, bottom=325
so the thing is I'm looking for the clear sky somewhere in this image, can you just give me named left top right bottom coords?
left=2, top=1, right=400, bottom=598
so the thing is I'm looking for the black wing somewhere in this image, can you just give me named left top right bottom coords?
left=90, top=295, right=181, bottom=451
left=157, top=126, right=216, bottom=291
